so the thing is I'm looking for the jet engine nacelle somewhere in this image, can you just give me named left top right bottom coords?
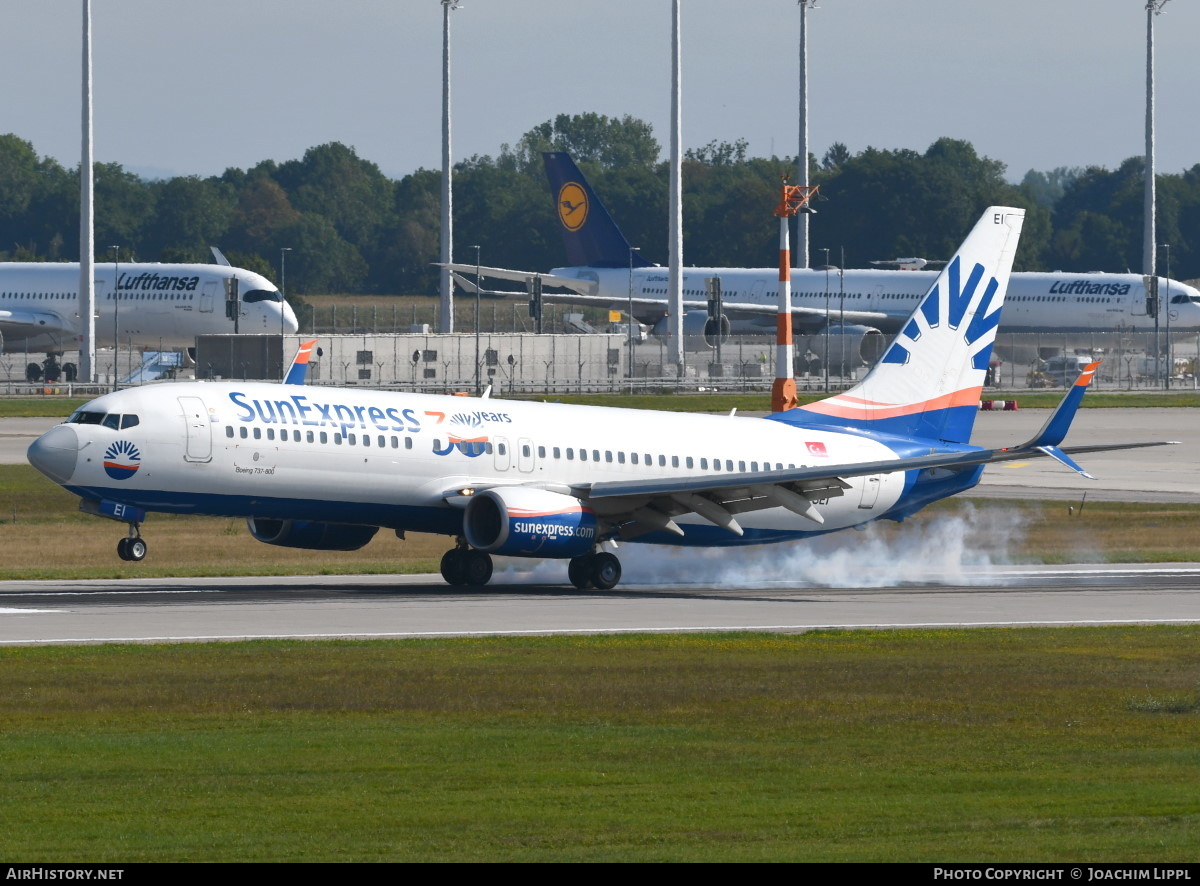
left=800, top=325, right=887, bottom=376
left=246, top=518, right=379, bottom=551
left=652, top=311, right=731, bottom=350
left=463, top=487, right=598, bottom=559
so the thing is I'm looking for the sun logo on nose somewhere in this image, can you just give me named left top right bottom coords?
left=103, top=440, right=141, bottom=480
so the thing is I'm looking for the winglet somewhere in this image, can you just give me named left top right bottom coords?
left=1021, top=360, right=1101, bottom=449
left=284, top=338, right=318, bottom=385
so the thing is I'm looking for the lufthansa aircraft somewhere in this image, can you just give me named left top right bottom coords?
left=27, top=207, right=1170, bottom=590
left=0, top=261, right=299, bottom=380
left=444, top=153, right=1200, bottom=364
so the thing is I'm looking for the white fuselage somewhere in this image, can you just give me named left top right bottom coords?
left=0, top=262, right=299, bottom=352
left=554, top=266, right=1200, bottom=335
left=41, top=382, right=910, bottom=547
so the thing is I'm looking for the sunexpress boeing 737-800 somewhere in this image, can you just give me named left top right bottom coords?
left=27, top=207, right=1171, bottom=590
left=445, top=153, right=1200, bottom=366
left=0, top=261, right=299, bottom=380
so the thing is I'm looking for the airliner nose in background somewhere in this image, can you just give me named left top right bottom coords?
left=0, top=261, right=298, bottom=379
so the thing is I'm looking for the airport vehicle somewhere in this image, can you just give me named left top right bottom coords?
left=445, top=153, right=1200, bottom=367
left=27, top=207, right=1169, bottom=589
left=0, top=261, right=299, bottom=380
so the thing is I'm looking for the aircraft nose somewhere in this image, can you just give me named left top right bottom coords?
left=27, top=424, right=79, bottom=485
left=281, top=301, right=299, bottom=334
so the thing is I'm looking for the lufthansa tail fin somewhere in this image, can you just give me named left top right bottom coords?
left=542, top=152, right=657, bottom=269
left=283, top=338, right=318, bottom=385
left=775, top=207, right=1025, bottom=444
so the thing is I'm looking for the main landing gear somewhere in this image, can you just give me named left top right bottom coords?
left=437, top=542, right=625, bottom=590
left=567, top=551, right=621, bottom=591
left=439, top=540, right=493, bottom=587
left=116, top=525, right=146, bottom=562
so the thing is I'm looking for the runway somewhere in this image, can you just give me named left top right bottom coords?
left=1, top=564, right=1198, bottom=645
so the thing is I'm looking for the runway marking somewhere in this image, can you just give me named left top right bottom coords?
left=0, top=608, right=60, bottom=614
left=0, top=589, right=213, bottom=598
left=1001, top=462, right=1032, bottom=469
left=5, top=618, right=1200, bottom=645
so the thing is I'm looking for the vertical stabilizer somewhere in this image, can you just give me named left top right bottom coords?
left=542, top=152, right=656, bottom=269
left=779, top=207, right=1025, bottom=443
left=283, top=339, right=318, bottom=385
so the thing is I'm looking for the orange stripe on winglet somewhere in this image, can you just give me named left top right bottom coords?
left=1074, top=360, right=1102, bottom=387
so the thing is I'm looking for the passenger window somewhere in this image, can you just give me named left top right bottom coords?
left=267, top=428, right=275, bottom=441
left=658, top=455, right=666, bottom=467
left=686, top=457, right=693, bottom=469
left=567, top=448, right=574, bottom=460
left=334, top=434, right=342, bottom=445
left=700, top=458, right=708, bottom=469
left=751, top=462, right=759, bottom=472
left=320, top=432, right=328, bottom=444
left=726, top=460, right=734, bottom=471
left=239, top=427, right=248, bottom=439
left=617, top=452, right=625, bottom=464
left=580, top=449, right=587, bottom=462
left=738, top=461, right=746, bottom=472
left=523, top=444, right=531, bottom=457
left=592, top=450, right=600, bottom=462
left=225, top=426, right=234, bottom=438
left=307, top=431, right=315, bottom=443
left=253, top=428, right=261, bottom=440
left=671, top=456, right=679, bottom=468
left=553, top=447, right=561, bottom=459
left=538, top=446, right=546, bottom=458
left=405, top=437, right=412, bottom=449
left=605, top=451, right=613, bottom=463
left=632, top=453, right=639, bottom=465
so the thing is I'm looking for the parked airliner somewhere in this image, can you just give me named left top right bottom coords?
left=27, top=207, right=1170, bottom=590
left=0, top=261, right=299, bottom=380
left=445, top=153, right=1200, bottom=367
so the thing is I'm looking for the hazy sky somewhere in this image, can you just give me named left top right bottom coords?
left=1, top=1, right=1196, bottom=182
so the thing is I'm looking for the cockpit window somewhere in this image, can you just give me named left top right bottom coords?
left=68, top=410, right=105, bottom=425
left=242, top=289, right=283, bottom=303
left=1170, top=293, right=1200, bottom=305
left=67, top=410, right=140, bottom=429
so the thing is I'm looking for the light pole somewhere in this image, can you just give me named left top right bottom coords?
left=110, top=245, right=119, bottom=389
left=1161, top=243, right=1172, bottom=389
left=473, top=244, right=481, bottom=395
left=627, top=246, right=640, bottom=392
left=821, top=247, right=831, bottom=391
left=279, top=247, right=292, bottom=336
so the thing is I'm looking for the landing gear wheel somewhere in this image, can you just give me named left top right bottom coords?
left=62, top=363, right=78, bottom=382
left=464, top=550, right=493, bottom=586
left=117, top=537, right=146, bottom=562
left=440, top=549, right=468, bottom=586
left=25, top=363, right=42, bottom=383
left=568, top=556, right=593, bottom=590
left=590, top=552, right=621, bottom=590
left=126, top=537, right=147, bottom=561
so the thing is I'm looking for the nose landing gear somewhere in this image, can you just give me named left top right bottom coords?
left=116, top=526, right=146, bottom=562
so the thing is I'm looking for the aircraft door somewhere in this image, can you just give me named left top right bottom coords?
left=858, top=475, right=881, bottom=509
left=493, top=435, right=510, bottom=471
left=199, top=282, right=217, bottom=313
left=179, top=396, right=212, bottom=463
left=517, top=437, right=535, bottom=473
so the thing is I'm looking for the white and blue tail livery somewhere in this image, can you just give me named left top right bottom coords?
left=778, top=208, right=1024, bottom=444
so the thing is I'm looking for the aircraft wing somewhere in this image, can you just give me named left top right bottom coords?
left=563, top=439, right=1176, bottom=540
left=448, top=270, right=891, bottom=331
left=440, top=263, right=599, bottom=296
left=0, top=309, right=72, bottom=340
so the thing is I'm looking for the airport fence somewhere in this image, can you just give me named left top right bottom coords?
left=1, top=329, right=1197, bottom=398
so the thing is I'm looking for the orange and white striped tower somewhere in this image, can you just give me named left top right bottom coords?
left=771, top=179, right=818, bottom=413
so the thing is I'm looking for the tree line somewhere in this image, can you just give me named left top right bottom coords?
left=1, top=112, right=1197, bottom=298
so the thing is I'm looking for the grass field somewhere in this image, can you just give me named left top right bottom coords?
left=2, top=460, right=1200, bottom=580
left=1, top=629, right=1197, bottom=861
